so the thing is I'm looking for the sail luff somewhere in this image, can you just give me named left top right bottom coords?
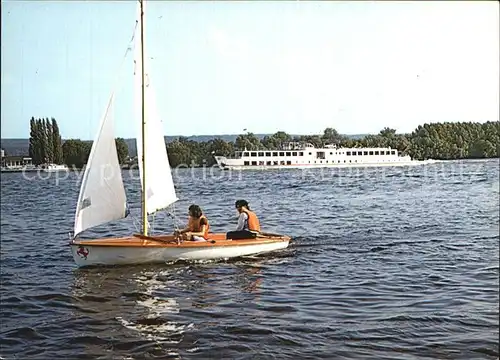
left=73, top=101, right=110, bottom=237
left=139, top=0, right=148, bottom=236
left=73, top=92, right=128, bottom=238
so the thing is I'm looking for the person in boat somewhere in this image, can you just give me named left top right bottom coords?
left=226, top=200, right=261, bottom=240
left=174, top=204, right=210, bottom=242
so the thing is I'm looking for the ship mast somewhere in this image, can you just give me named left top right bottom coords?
left=140, top=0, right=148, bottom=236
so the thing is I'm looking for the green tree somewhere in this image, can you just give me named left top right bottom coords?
left=203, top=138, right=234, bottom=166
left=115, top=137, right=129, bottom=164
left=235, top=132, right=262, bottom=150
left=300, top=135, right=324, bottom=148
left=261, top=131, right=292, bottom=149
left=44, top=118, right=54, bottom=163
left=379, top=127, right=397, bottom=138
left=166, top=138, right=193, bottom=167
left=322, top=127, right=345, bottom=144
left=407, top=121, right=499, bottom=160
left=52, top=118, right=64, bottom=164
left=28, top=117, right=46, bottom=165
left=469, top=139, right=495, bottom=158
left=35, top=118, right=49, bottom=164
left=62, top=139, right=92, bottom=168
left=29, top=117, right=38, bottom=164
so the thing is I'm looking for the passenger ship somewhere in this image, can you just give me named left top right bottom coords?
left=214, top=142, right=434, bottom=170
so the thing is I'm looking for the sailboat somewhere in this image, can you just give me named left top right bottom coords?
left=69, top=0, right=290, bottom=267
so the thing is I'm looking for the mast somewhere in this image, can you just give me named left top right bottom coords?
left=140, top=0, right=148, bottom=236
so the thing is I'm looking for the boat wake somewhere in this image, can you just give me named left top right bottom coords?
left=116, top=275, right=193, bottom=343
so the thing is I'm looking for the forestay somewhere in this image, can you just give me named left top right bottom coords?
left=134, top=0, right=178, bottom=215
left=73, top=93, right=128, bottom=237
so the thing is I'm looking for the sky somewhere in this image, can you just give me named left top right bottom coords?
left=1, top=1, right=499, bottom=140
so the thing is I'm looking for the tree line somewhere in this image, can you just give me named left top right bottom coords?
left=61, top=138, right=129, bottom=169
left=31, top=120, right=498, bottom=168
left=164, top=121, right=499, bottom=166
left=28, top=117, right=129, bottom=168
left=29, top=117, right=64, bottom=165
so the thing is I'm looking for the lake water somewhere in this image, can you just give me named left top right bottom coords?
left=1, top=160, right=499, bottom=359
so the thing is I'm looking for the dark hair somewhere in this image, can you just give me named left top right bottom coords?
left=188, top=204, right=203, bottom=218
left=235, top=199, right=249, bottom=209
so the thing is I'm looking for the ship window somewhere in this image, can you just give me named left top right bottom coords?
left=258, top=152, right=264, bottom=156
left=330, top=152, right=333, bottom=155
left=279, top=152, right=285, bottom=156
left=349, top=160, right=351, bottom=163
left=391, top=150, right=396, bottom=155
left=243, top=152, right=249, bottom=157
left=326, top=160, right=328, bottom=163
left=292, top=152, right=297, bottom=156
left=273, top=161, right=278, bottom=165
left=338, top=160, right=340, bottom=163
left=273, top=152, right=278, bottom=156
left=320, top=160, right=322, bottom=163
left=266, top=161, right=271, bottom=165
left=299, top=152, right=303, bottom=156
left=374, top=151, right=379, bottom=155
left=287, top=161, right=291, bottom=165
left=346, top=151, right=351, bottom=156
left=280, top=161, right=285, bottom=165
left=357, top=151, right=362, bottom=156
left=251, top=152, right=257, bottom=157
left=244, top=161, right=249, bottom=166
left=344, top=160, right=346, bottom=163
left=286, top=152, right=291, bottom=156
left=259, top=161, right=264, bottom=165
left=369, top=151, right=374, bottom=155
left=309, top=152, right=312, bottom=155
left=265, top=152, right=271, bottom=157
left=251, top=161, right=257, bottom=165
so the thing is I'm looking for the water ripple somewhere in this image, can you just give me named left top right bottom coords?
left=0, top=160, right=498, bottom=359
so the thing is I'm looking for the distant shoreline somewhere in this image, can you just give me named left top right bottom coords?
left=2, top=157, right=497, bottom=175
left=1, top=133, right=368, bottom=157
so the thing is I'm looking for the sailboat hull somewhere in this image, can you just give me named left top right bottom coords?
left=69, top=233, right=290, bottom=267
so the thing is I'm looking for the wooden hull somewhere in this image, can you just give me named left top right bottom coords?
left=69, top=233, right=290, bottom=267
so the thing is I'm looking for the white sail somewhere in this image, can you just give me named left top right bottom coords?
left=134, top=0, right=178, bottom=215
left=73, top=93, right=128, bottom=237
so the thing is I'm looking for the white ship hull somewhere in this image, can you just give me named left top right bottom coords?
left=215, top=158, right=436, bottom=170
left=214, top=143, right=436, bottom=170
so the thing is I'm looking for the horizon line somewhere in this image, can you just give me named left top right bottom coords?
left=2, top=120, right=497, bottom=141
left=0, top=132, right=372, bottom=142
